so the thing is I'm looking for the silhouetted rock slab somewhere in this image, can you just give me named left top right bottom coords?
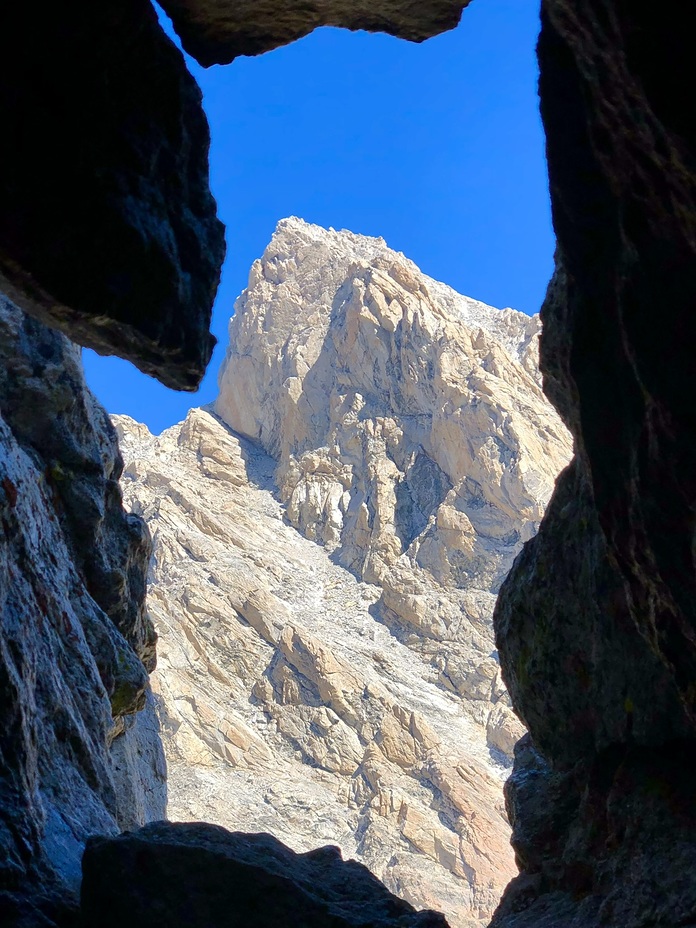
left=82, top=821, right=450, bottom=927
left=0, top=1, right=225, bottom=390
left=491, top=1, right=696, bottom=925
left=159, top=0, right=472, bottom=65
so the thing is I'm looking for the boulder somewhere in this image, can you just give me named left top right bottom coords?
left=81, top=822, right=450, bottom=927
left=0, top=1, right=225, bottom=390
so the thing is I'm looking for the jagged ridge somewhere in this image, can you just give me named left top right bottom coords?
left=115, top=220, right=571, bottom=927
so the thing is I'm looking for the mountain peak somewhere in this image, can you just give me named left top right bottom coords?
left=117, top=223, right=571, bottom=927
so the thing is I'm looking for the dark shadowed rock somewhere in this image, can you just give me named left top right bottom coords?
left=2, top=0, right=695, bottom=923
left=0, top=1, right=225, bottom=390
left=158, top=0, right=472, bottom=66
left=491, top=736, right=696, bottom=927
left=492, top=1, right=696, bottom=924
left=81, top=821, right=450, bottom=927
left=0, top=298, right=165, bottom=926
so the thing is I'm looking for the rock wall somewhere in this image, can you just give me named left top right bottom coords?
left=114, top=221, right=570, bottom=927
left=0, top=0, right=694, bottom=924
left=489, top=3, right=696, bottom=925
left=215, top=218, right=570, bottom=734
left=0, top=298, right=165, bottom=926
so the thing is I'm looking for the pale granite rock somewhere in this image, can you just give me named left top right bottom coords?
left=116, top=406, right=517, bottom=927
left=215, top=218, right=571, bottom=737
left=116, top=221, right=570, bottom=927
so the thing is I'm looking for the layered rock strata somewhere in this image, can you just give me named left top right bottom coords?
left=216, top=218, right=571, bottom=741
left=115, top=220, right=571, bottom=927
left=0, top=298, right=165, bottom=926
left=117, top=406, right=513, bottom=926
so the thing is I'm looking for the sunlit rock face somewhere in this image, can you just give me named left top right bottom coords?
left=159, top=0, right=472, bottom=65
left=0, top=298, right=165, bottom=926
left=216, top=218, right=571, bottom=727
left=116, top=220, right=571, bottom=927
left=2, top=0, right=691, bottom=921
left=490, top=3, right=696, bottom=926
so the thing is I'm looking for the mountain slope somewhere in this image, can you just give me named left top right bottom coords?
left=115, top=219, right=571, bottom=927
left=215, top=218, right=570, bottom=741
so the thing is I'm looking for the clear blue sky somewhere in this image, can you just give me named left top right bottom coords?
left=84, top=0, right=552, bottom=434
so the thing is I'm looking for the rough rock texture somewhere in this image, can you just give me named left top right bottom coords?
left=0, top=2, right=225, bottom=390
left=0, top=298, right=165, bottom=926
left=490, top=3, right=696, bottom=925
left=115, top=222, right=570, bottom=927
left=115, top=407, right=513, bottom=928
left=2, top=0, right=689, bottom=921
left=216, top=219, right=570, bottom=722
left=82, top=821, right=449, bottom=928
left=159, top=0, right=472, bottom=66
left=0, top=0, right=473, bottom=384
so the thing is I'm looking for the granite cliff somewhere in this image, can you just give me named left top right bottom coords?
left=114, top=220, right=571, bottom=927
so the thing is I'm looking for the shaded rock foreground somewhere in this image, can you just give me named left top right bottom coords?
left=0, top=297, right=165, bottom=926
left=82, top=822, right=448, bottom=928
left=116, top=219, right=571, bottom=927
left=159, top=0, right=472, bottom=65
left=0, top=2, right=225, bottom=391
left=490, top=3, right=696, bottom=925
left=0, top=0, right=469, bottom=387
left=1, top=0, right=693, bottom=923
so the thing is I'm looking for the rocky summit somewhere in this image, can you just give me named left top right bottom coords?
left=115, top=219, right=572, bottom=928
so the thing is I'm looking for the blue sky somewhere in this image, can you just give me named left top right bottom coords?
left=84, top=0, right=552, bottom=434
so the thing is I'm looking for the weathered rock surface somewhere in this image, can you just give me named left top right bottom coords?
left=490, top=3, right=696, bottom=925
left=0, top=2, right=224, bottom=390
left=0, top=0, right=470, bottom=385
left=115, top=220, right=570, bottom=927
left=216, top=218, right=570, bottom=724
left=160, top=0, right=472, bottom=66
left=82, top=821, right=449, bottom=928
left=0, top=298, right=165, bottom=926
left=115, top=406, right=513, bottom=927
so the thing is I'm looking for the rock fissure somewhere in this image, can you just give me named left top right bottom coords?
left=0, top=0, right=693, bottom=924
